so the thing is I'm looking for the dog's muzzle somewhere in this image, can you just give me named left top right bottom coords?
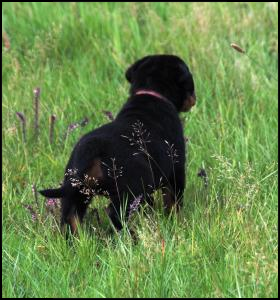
left=182, top=91, right=196, bottom=112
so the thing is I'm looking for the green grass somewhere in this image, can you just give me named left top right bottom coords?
left=2, top=2, right=278, bottom=298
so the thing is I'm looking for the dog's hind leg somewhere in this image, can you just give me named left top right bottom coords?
left=163, top=166, right=185, bottom=214
left=173, top=165, right=186, bottom=210
left=105, top=201, right=124, bottom=231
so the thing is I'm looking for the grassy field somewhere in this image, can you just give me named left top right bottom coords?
left=2, top=2, right=278, bottom=298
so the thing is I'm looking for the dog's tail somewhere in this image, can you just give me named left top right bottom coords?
left=39, top=186, right=65, bottom=198
left=39, top=187, right=64, bottom=198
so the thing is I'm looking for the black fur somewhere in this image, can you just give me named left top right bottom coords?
left=40, top=55, right=196, bottom=234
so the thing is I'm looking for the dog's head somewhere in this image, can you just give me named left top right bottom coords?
left=125, top=55, right=196, bottom=112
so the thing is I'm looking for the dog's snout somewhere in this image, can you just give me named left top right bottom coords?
left=190, top=91, right=196, bottom=107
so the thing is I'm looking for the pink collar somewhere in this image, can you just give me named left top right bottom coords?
left=135, top=90, right=168, bottom=102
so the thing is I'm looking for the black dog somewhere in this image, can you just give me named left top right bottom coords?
left=40, top=55, right=196, bottom=235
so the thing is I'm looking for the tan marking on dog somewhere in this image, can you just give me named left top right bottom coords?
left=87, top=158, right=103, bottom=183
left=182, top=94, right=196, bottom=112
left=68, top=215, right=78, bottom=234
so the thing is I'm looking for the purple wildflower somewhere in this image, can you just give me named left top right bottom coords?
left=46, top=198, right=59, bottom=207
left=67, top=122, right=80, bottom=135
left=23, top=204, right=38, bottom=222
left=197, top=168, right=209, bottom=187
left=33, top=87, right=41, bottom=138
left=49, top=114, right=56, bottom=144
left=16, top=112, right=27, bottom=142
left=128, top=194, right=143, bottom=218
left=197, top=168, right=207, bottom=177
left=64, top=117, right=90, bottom=141
left=45, top=198, right=60, bottom=217
left=31, top=184, right=39, bottom=210
left=103, top=110, right=114, bottom=121
left=68, top=123, right=79, bottom=131
left=63, top=122, right=80, bottom=141
left=33, top=87, right=41, bottom=98
left=80, top=117, right=89, bottom=127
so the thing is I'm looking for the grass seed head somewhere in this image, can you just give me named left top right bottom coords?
left=231, top=43, right=245, bottom=53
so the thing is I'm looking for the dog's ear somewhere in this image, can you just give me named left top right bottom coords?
left=125, top=56, right=151, bottom=83
left=39, top=187, right=64, bottom=198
